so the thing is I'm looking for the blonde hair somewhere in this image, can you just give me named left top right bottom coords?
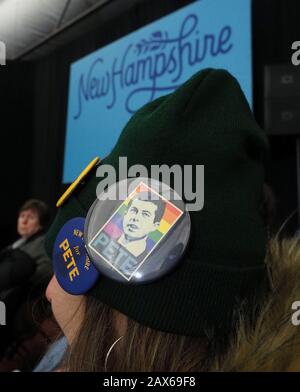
left=61, top=236, right=300, bottom=372
left=62, top=295, right=226, bottom=372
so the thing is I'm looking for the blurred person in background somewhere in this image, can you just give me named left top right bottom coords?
left=0, top=199, right=57, bottom=371
left=0, top=199, right=52, bottom=294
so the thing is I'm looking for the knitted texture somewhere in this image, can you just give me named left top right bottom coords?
left=46, top=69, right=269, bottom=335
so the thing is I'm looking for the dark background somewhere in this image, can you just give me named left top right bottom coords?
left=1, top=0, right=299, bottom=247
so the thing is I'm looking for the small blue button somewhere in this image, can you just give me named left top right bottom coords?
left=52, top=217, right=100, bottom=294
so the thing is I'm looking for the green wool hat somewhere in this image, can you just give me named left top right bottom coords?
left=46, top=68, right=270, bottom=336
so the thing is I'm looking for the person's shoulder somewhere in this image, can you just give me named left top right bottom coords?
left=20, top=233, right=48, bottom=260
left=23, top=232, right=45, bottom=247
left=0, top=244, right=12, bottom=259
left=31, top=234, right=46, bottom=245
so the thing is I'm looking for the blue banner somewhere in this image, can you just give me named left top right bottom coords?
left=64, top=0, right=252, bottom=183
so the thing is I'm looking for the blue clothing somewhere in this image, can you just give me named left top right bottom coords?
left=33, top=336, right=68, bottom=372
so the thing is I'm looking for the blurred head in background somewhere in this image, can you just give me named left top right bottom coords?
left=17, top=199, right=49, bottom=239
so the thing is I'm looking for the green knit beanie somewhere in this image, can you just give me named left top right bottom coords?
left=46, top=68, right=270, bottom=336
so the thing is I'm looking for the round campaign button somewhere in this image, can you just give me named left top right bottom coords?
left=84, top=178, right=191, bottom=284
left=52, top=217, right=100, bottom=294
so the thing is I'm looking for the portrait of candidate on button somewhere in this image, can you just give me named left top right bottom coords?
left=88, top=182, right=183, bottom=281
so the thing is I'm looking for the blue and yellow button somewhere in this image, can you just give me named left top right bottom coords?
left=52, top=217, right=100, bottom=294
